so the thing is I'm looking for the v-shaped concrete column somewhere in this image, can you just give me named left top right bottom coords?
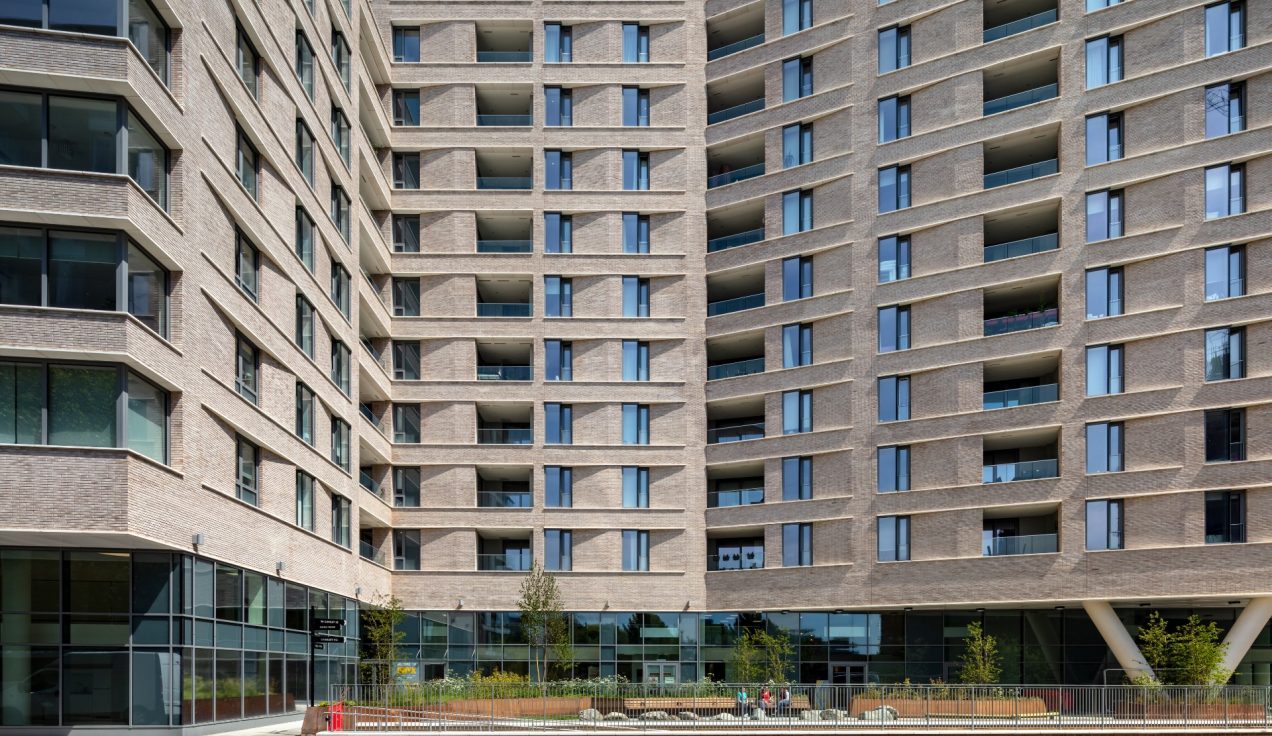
left=1083, top=600, right=1154, bottom=681
left=1219, top=597, right=1272, bottom=676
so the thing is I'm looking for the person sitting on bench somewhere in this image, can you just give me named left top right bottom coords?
left=777, top=687, right=792, bottom=714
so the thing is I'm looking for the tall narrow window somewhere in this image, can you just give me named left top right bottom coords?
left=878, top=516, right=910, bottom=561
left=783, top=123, right=814, bottom=167
left=1204, top=163, right=1244, bottom=219
left=234, top=230, right=259, bottom=301
left=1205, top=82, right=1245, bottom=138
left=295, top=208, right=315, bottom=271
left=782, top=323, right=813, bottom=368
left=782, top=256, right=813, bottom=300
left=1085, top=189, right=1124, bottom=241
left=622, top=23, right=650, bottom=62
left=1205, top=1, right=1245, bottom=56
left=331, top=263, right=351, bottom=319
left=544, top=530, right=573, bottom=571
left=393, top=341, right=421, bottom=380
left=622, top=340, right=650, bottom=381
left=236, top=26, right=260, bottom=98
left=879, top=165, right=911, bottom=212
left=782, top=190, right=814, bottom=234
left=782, top=57, right=813, bottom=101
left=392, top=278, right=420, bottom=317
left=622, top=403, right=650, bottom=445
left=295, top=295, right=315, bottom=358
left=878, top=305, right=911, bottom=352
left=783, top=0, right=813, bottom=35
left=1205, top=490, right=1245, bottom=544
left=394, top=530, right=421, bottom=570
left=782, top=456, right=813, bottom=500
left=545, top=22, right=572, bottom=63
left=330, top=184, right=351, bottom=242
left=1205, top=408, right=1246, bottom=462
left=622, top=87, right=650, bottom=126
left=783, top=523, right=812, bottom=566
left=296, top=32, right=315, bottom=99
left=622, top=530, right=649, bottom=571
left=1085, top=499, right=1123, bottom=550
left=623, top=213, right=650, bottom=254
left=295, top=120, right=315, bottom=186
left=393, top=403, right=421, bottom=444
left=1086, top=344, right=1124, bottom=396
left=878, top=375, right=910, bottom=422
left=392, top=90, right=420, bottom=126
left=878, top=26, right=911, bottom=72
left=622, top=150, right=650, bottom=190
left=235, top=334, right=258, bottom=404
left=622, top=466, right=650, bottom=508
left=332, top=339, right=351, bottom=394
left=1085, top=267, right=1123, bottom=319
left=330, top=108, right=351, bottom=165
left=545, top=403, right=573, bottom=444
left=331, top=31, right=351, bottom=90
left=393, top=27, right=421, bottom=62
left=1205, top=326, right=1245, bottom=381
left=544, top=212, right=573, bottom=253
left=236, top=129, right=259, bottom=199
left=622, top=276, right=650, bottom=318
left=1086, top=422, right=1124, bottom=473
left=878, top=445, right=910, bottom=492
left=545, top=276, right=572, bottom=317
left=236, top=436, right=259, bottom=505
left=545, top=466, right=573, bottom=508
left=331, top=417, right=350, bottom=471
left=782, top=390, right=813, bottom=434
left=331, top=494, right=351, bottom=547
left=393, top=214, right=420, bottom=253
left=295, top=472, right=315, bottom=530
left=394, top=467, right=421, bottom=507
left=295, top=383, right=314, bottom=443
left=545, top=340, right=573, bottom=382
left=392, top=152, right=420, bottom=189
left=545, top=87, right=573, bottom=127
left=1205, top=245, right=1245, bottom=301
left=1085, top=112, right=1123, bottom=165
left=878, top=96, right=911, bottom=142
left=878, top=235, right=911, bottom=282
left=1085, top=35, right=1123, bottom=88
left=545, top=150, right=573, bottom=190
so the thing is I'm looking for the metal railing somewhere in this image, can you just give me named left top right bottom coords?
left=707, top=488, right=765, bottom=508
left=476, top=51, right=531, bottom=62
left=983, top=383, right=1059, bottom=410
left=708, top=162, right=766, bottom=189
left=476, top=114, right=532, bottom=126
left=708, top=97, right=765, bottom=125
left=984, top=532, right=1059, bottom=556
left=477, top=552, right=532, bottom=571
left=983, top=232, right=1058, bottom=262
left=325, top=682, right=1272, bottom=731
left=477, top=239, right=533, bottom=253
left=476, top=176, right=533, bottom=190
left=984, top=158, right=1058, bottom=189
left=983, top=307, right=1059, bottom=336
left=358, top=540, right=385, bottom=566
left=707, top=33, right=765, bottom=61
left=708, top=553, right=764, bottom=571
left=359, top=469, right=383, bottom=498
left=707, top=227, right=765, bottom=253
left=477, top=303, right=532, bottom=317
left=707, top=357, right=764, bottom=380
left=983, top=7, right=1058, bottom=43
left=707, top=292, right=765, bottom=316
left=477, top=365, right=532, bottom=381
left=983, top=458, right=1059, bottom=484
left=477, top=428, right=533, bottom=445
left=476, top=491, right=533, bottom=508
left=983, top=82, right=1059, bottom=116
left=707, top=422, right=765, bottom=444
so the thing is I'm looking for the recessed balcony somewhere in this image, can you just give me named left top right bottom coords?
left=983, top=203, right=1060, bottom=263
left=707, top=3, right=764, bottom=61
left=476, top=212, right=532, bottom=254
left=707, top=201, right=765, bottom=253
left=707, top=397, right=765, bottom=444
left=707, top=266, right=765, bottom=317
left=982, top=428, right=1059, bottom=484
left=707, top=331, right=765, bottom=381
left=476, top=277, right=531, bottom=318
left=707, top=136, right=765, bottom=189
left=475, top=149, right=532, bottom=190
left=983, top=0, right=1058, bottom=43
left=983, top=278, right=1059, bottom=337
left=475, top=21, right=532, bottom=63
left=478, top=533, right=532, bottom=571
left=708, top=463, right=765, bottom=507
left=477, top=403, right=532, bottom=445
left=983, top=353, right=1060, bottom=410
left=708, top=533, right=765, bottom=570
left=476, top=340, right=532, bottom=381
left=707, top=71, right=764, bottom=125
left=983, top=505, right=1059, bottom=556
left=983, top=53, right=1059, bottom=116
left=984, top=127, right=1059, bottom=189
left=477, top=466, right=532, bottom=508
left=476, top=84, right=532, bottom=126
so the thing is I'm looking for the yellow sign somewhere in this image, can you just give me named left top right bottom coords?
left=396, top=665, right=417, bottom=675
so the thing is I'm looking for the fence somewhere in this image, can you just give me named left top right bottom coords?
left=321, top=681, right=1272, bottom=731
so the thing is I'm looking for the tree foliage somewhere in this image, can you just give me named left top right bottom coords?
left=731, top=628, right=793, bottom=683
left=360, top=593, right=405, bottom=685
left=517, top=562, right=573, bottom=681
left=957, top=621, right=1002, bottom=685
left=1137, top=612, right=1229, bottom=685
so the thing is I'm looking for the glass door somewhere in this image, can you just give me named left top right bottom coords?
left=644, top=662, right=677, bottom=688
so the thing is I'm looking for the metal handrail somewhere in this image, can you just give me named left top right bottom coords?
left=984, top=158, right=1058, bottom=189
left=983, top=307, right=1059, bottom=336
left=983, top=82, right=1059, bottom=116
left=984, top=532, right=1059, bottom=556
left=477, top=239, right=533, bottom=253
left=707, top=33, right=765, bottom=61
left=708, top=97, right=765, bottom=125
left=983, top=8, right=1058, bottom=43
left=476, top=114, right=532, bottom=126
left=708, top=162, right=766, bottom=189
left=707, top=422, right=765, bottom=444
left=982, top=458, right=1059, bottom=483
left=707, top=293, right=765, bottom=316
left=983, top=232, right=1058, bottom=262
left=707, top=357, right=765, bottom=380
left=983, top=383, right=1059, bottom=410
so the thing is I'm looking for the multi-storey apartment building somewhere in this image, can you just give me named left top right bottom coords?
left=0, top=0, right=1269, bottom=730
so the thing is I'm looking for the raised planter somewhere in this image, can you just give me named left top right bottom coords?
left=849, top=697, right=1050, bottom=718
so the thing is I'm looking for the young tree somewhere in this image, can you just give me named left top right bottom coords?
left=731, top=629, right=793, bottom=682
left=1137, top=611, right=1171, bottom=677
left=518, top=562, right=573, bottom=681
left=1135, top=612, right=1230, bottom=685
left=957, top=621, right=1002, bottom=685
left=360, top=593, right=405, bottom=686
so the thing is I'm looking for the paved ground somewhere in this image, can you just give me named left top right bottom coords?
left=219, top=720, right=305, bottom=736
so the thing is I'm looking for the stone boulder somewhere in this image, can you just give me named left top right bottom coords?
left=603, top=712, right=628, bottom=721
left=579, top=708, right=602, bottom=721
left=678, top=711, right=699, bottom=720
left=860, top=705, right=898, bottom=721
left=800, top=710, right=821, bottom=721
left=639, top=710, right=671, bottom=720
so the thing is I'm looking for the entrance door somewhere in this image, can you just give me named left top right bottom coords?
left=644, top=663, right=677, bottom=687
left=830, top=663, right=866, bottom=684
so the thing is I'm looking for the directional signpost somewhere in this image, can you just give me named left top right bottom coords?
left=310, top=616, right=346, bottom=706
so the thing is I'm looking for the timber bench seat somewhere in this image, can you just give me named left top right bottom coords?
left=622, top=696, right=735, bottom=712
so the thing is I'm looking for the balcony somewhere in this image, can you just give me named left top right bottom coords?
left=477, top=550, right=532, bottom=571
left=984, top=308, right=1058, bottom=336
left=475, top=21, right=531, bottom=63
left=984, top=533, right=1058, bottom=556
left=477, top=115, right=532, bottom=126
left=984, top=126, right=1059, bottom=190
left=707, top=228, right=764, bottom=253
left=983, top=202, right=1059, bottom=262
left=708, top=486, right=764, bottom=508
left=708, top=98, right=765, bottom=125
left=476, top=278, right=531, bottom=318
left=707, top=421, right=765, bottom=444
left=359, top=540, right=386, bottom=566
left=708, top=33, right=764, bottom=61
left=476, top=177, right=532, bottom=190
left=476, top=84, right=532, bottom=126
left=707, top=357, right=764, bottom=380
left=477, top=51, right=531, bottom=62
left=983, top=7, right=1058, bottom=44
left=982, top=458, right=1058, bottom=483
left=475, top=149, right=532, bottom=190
left=984, top=233, right=1058, bottom=262
left=706, top=2, right=764, bottom=60
left=984, top=83, right=1058, bottom=116
left=983, top=383, right=1058, bottom=410
left=708, top=162, right=765, bottom=189
left=359, top=468, right=384, bottom=499
left=476, top=213, right=532, bottom=254
left=477, top=427, right=532, bottom=444
left=477, top=240, right=532, bottom=253
left=477, top=365, right=531, bottom=381
left=477, top=490, right=532, bottom=508
left=707, top=293, right=764, bottom=316
left=707, top=537, right=765, bottom=571
left=984, top=159, right=1057, bottom=189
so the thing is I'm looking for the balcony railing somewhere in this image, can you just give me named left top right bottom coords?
left=707, top=357, right=764, bottom=380
left=476, top=114, right=532, bottom=126
left=359, top=469, right=383, bottom=498
left=477, top=491, right=533, bottom=508
left=707, top=552, right=764, bottom=571
left=707, top=488, right=765, bottom=508
left=359, top=404, right=387, bottom=437
left=477, top=239, right=533, bottom=253
left=359, top=541, right=386, bottom=566
left=984, top=158, right=1058, bottom=189
left=983, top=532, right=1058, bottom=556
left=707, top=292, right=765, bottom=316
left=707, top=33, right=765, bottom=61
left=983, top=83, right=1059, bottom=116
left=476, top=51, right=532, bottom=63
left=477, top=365, right=532, bottom=381
left=983, top=383, right=1059, bottom=410
left=476, top=176, right=533, bottom=190
left=478, top=552, right=532, bottom=571
left=707, top=228, right=764, bottom=253
left=707, top=422, right=765, bottom=444
left=983, top=232, right=1058, bottom=262
left=360, top=337, right=383, bottom=363
left=707, top=162, right=765, bottom=189
left=982, top=458, right=1059, bottom=484
left=984, top=307, right=1059, bottom=336
left=983, top=8, right=1058, bottom=43
left=707, top=98, right=765, bottom=125
left=477, top=303, right=532, bottom=317
left=477, top=428, right=533, bottom=445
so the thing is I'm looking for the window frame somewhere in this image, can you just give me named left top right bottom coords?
left=235, top=435, right=260, bottom=505
left=877, top=515, right=911, bottom=561
left=295, top=382, right=315, bottom=445
left=1085, top=499, right=1123, bottom=550
left=295, top=471, right=315, bottom=530
left=234, top=332, right=260, bottom=404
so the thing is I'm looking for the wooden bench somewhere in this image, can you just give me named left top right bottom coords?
left=621, top=696, right=735, bottom=712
